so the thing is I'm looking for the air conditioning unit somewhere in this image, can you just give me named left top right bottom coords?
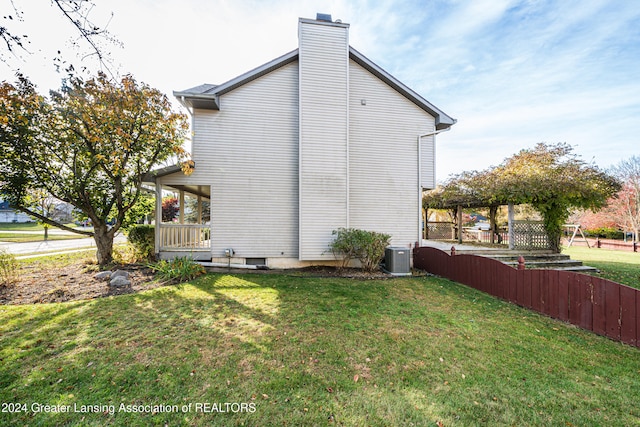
left=384, top=247, right=411, bottom=276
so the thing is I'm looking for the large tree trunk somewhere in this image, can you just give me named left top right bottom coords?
left=93, top=225, right=114, bottom=266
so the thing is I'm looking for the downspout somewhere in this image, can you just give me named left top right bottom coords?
left=417, top=127, right=451, bottom=243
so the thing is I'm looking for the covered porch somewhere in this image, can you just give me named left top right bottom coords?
left=143, top=166, right=212, bottom=261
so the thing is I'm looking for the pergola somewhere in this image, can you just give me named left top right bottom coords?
left=423, top=188, right=518, bottom=248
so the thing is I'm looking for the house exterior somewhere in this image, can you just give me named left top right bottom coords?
left=0, top=199, right=33, bottom=223
left=145, top=14, right=455, bottom=268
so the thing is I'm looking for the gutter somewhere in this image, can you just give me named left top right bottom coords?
left=417, top=127, right=451, bottom=242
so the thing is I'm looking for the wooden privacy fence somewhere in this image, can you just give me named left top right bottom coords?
left=414, top=246, right=640, bottom=348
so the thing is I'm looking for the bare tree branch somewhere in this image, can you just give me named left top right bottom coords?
left=1, top=0, right=120, bottom=76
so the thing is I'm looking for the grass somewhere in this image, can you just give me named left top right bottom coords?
left=1, top=273, right=640, bottom=426
left=0, top=223, right=81, bottom=232
left=15, top=250, right=96, bottom=267
left=0, top=232, right=87, bottom=243
left=564, top=245, right=640, bottom=289
left=0, top=223, right=89, bottom=243
left=0, top=222, right=42, bottom=231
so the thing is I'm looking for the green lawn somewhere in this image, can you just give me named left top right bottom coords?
left=0, top=222, right=85, bottom=232
left=564, top=245, right=640, bottom=289
left=0, top=223, right=89, bottom=243
left=0, top=223, right=56, bottom=231
left=2, top=273, right=639, bottom=426
left=0, top=232, right=87, bottom=243
left=0, top=222, right=40, bottom=231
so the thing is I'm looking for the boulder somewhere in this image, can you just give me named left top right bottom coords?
left=110, top=276, right=131, bottom=288
left=111, top=270, right=130, bottom=280
left=95, top=271, right=112, bottom=280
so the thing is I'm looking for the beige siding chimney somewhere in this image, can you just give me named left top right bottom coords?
left=298, top=16, right=350, bottom=260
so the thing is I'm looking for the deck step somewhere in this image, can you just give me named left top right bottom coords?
left=452, top=250, right=599, bottom=273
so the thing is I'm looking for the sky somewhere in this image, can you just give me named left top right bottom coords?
left=2, top=0, right=639, bottom=182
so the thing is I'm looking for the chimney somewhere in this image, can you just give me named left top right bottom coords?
left=298, top=15, right=351, bottom=260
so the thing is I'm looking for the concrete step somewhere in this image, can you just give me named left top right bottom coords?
left=453, top=249, right=599, bottom=273
left=488, top=253, right=572, bottom=262
left=502, top=259, right=598, bottom=271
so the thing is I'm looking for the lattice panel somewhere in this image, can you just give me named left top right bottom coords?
left=426, top=222, right=455, bottom=240
left=512, top=221, right=551, bottom=250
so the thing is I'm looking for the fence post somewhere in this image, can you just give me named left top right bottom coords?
left=596, top=237, right=601, bottom=248
left=451, top=246, right=456, bottom=256
left=634, top=242, right=637, bottom=253
left=518, top=256, right=525, bottom=270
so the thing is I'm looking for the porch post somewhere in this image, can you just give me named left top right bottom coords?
left=197, top=193, right=202, bottom=224
left=155, top=182, right=162, bottom=255
left=179, top=190, right=185, bottom=224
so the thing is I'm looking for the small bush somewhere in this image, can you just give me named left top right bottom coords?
left=112, top=243, right=141, bottom=264
left=584, top=227, right=625, bottom=240
left=127, top=225, right=155, bottom=260
left=329, top=228, right=391, bottom=272
left=150, top=256, right=205, bottom=282
left=0, top=249, right=18, bottom=284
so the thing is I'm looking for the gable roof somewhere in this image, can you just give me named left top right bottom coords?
left=174, top=47, right=456, bottom=130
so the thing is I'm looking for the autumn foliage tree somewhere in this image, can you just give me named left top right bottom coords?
left=0, top=74, right=192, bottom=265
left=162, top=197, right=179, bottom=222
left=610, top=156, right=640, bottom=241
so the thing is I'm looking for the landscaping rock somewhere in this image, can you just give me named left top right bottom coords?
left=95, top=271, right=112, bottom=280
left=110, top=276, right=131, bottom=288
left=111, top=270, right=130, bottom=280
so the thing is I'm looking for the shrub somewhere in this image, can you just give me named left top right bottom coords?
left=150, top=256, right=205, bottom=282
left=0, top=249, right=18, bottom=284
left=127, top=225, right=155, bottom=260
left=584, top=227, right=625, bottom=240
left=112, top=243, right=141, bottom=264
left=329, top=228, right=391, bottom=272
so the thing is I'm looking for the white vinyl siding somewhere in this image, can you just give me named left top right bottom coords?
left=348, top=60, right=436, bottom=246
left=420, top=134, right=436, bottom=189
left=298, top=20, right=350, bottom=260
left=164, top=62, right=299, bottom=259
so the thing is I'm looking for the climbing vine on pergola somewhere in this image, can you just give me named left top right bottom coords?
left=424, top=143, right=621, bottom=252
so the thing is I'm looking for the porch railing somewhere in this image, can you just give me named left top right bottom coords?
left=159, top=224, right=211, bottom=250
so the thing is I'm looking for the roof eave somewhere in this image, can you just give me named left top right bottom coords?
left=173, top=49, right=299, bottom=110
left=142, top=163, right=193, bottom=183
left=172, top=92, right=220, bottom=111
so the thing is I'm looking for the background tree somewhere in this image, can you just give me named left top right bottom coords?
left=0, top=74, right=192, bottom=265
left=162, top=197, right=179, bottom=223
left=609, top=156, right=640, bottom=241
left=119, top=191, right=155, bottom=231
left=23, top=189, right=64, bottom=240
left=184, top=197, right=210, bottom=223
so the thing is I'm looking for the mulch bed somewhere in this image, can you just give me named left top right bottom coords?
left=0, top=262, right=158, bottom=305
left=1, top=261, right=410, bottom=306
